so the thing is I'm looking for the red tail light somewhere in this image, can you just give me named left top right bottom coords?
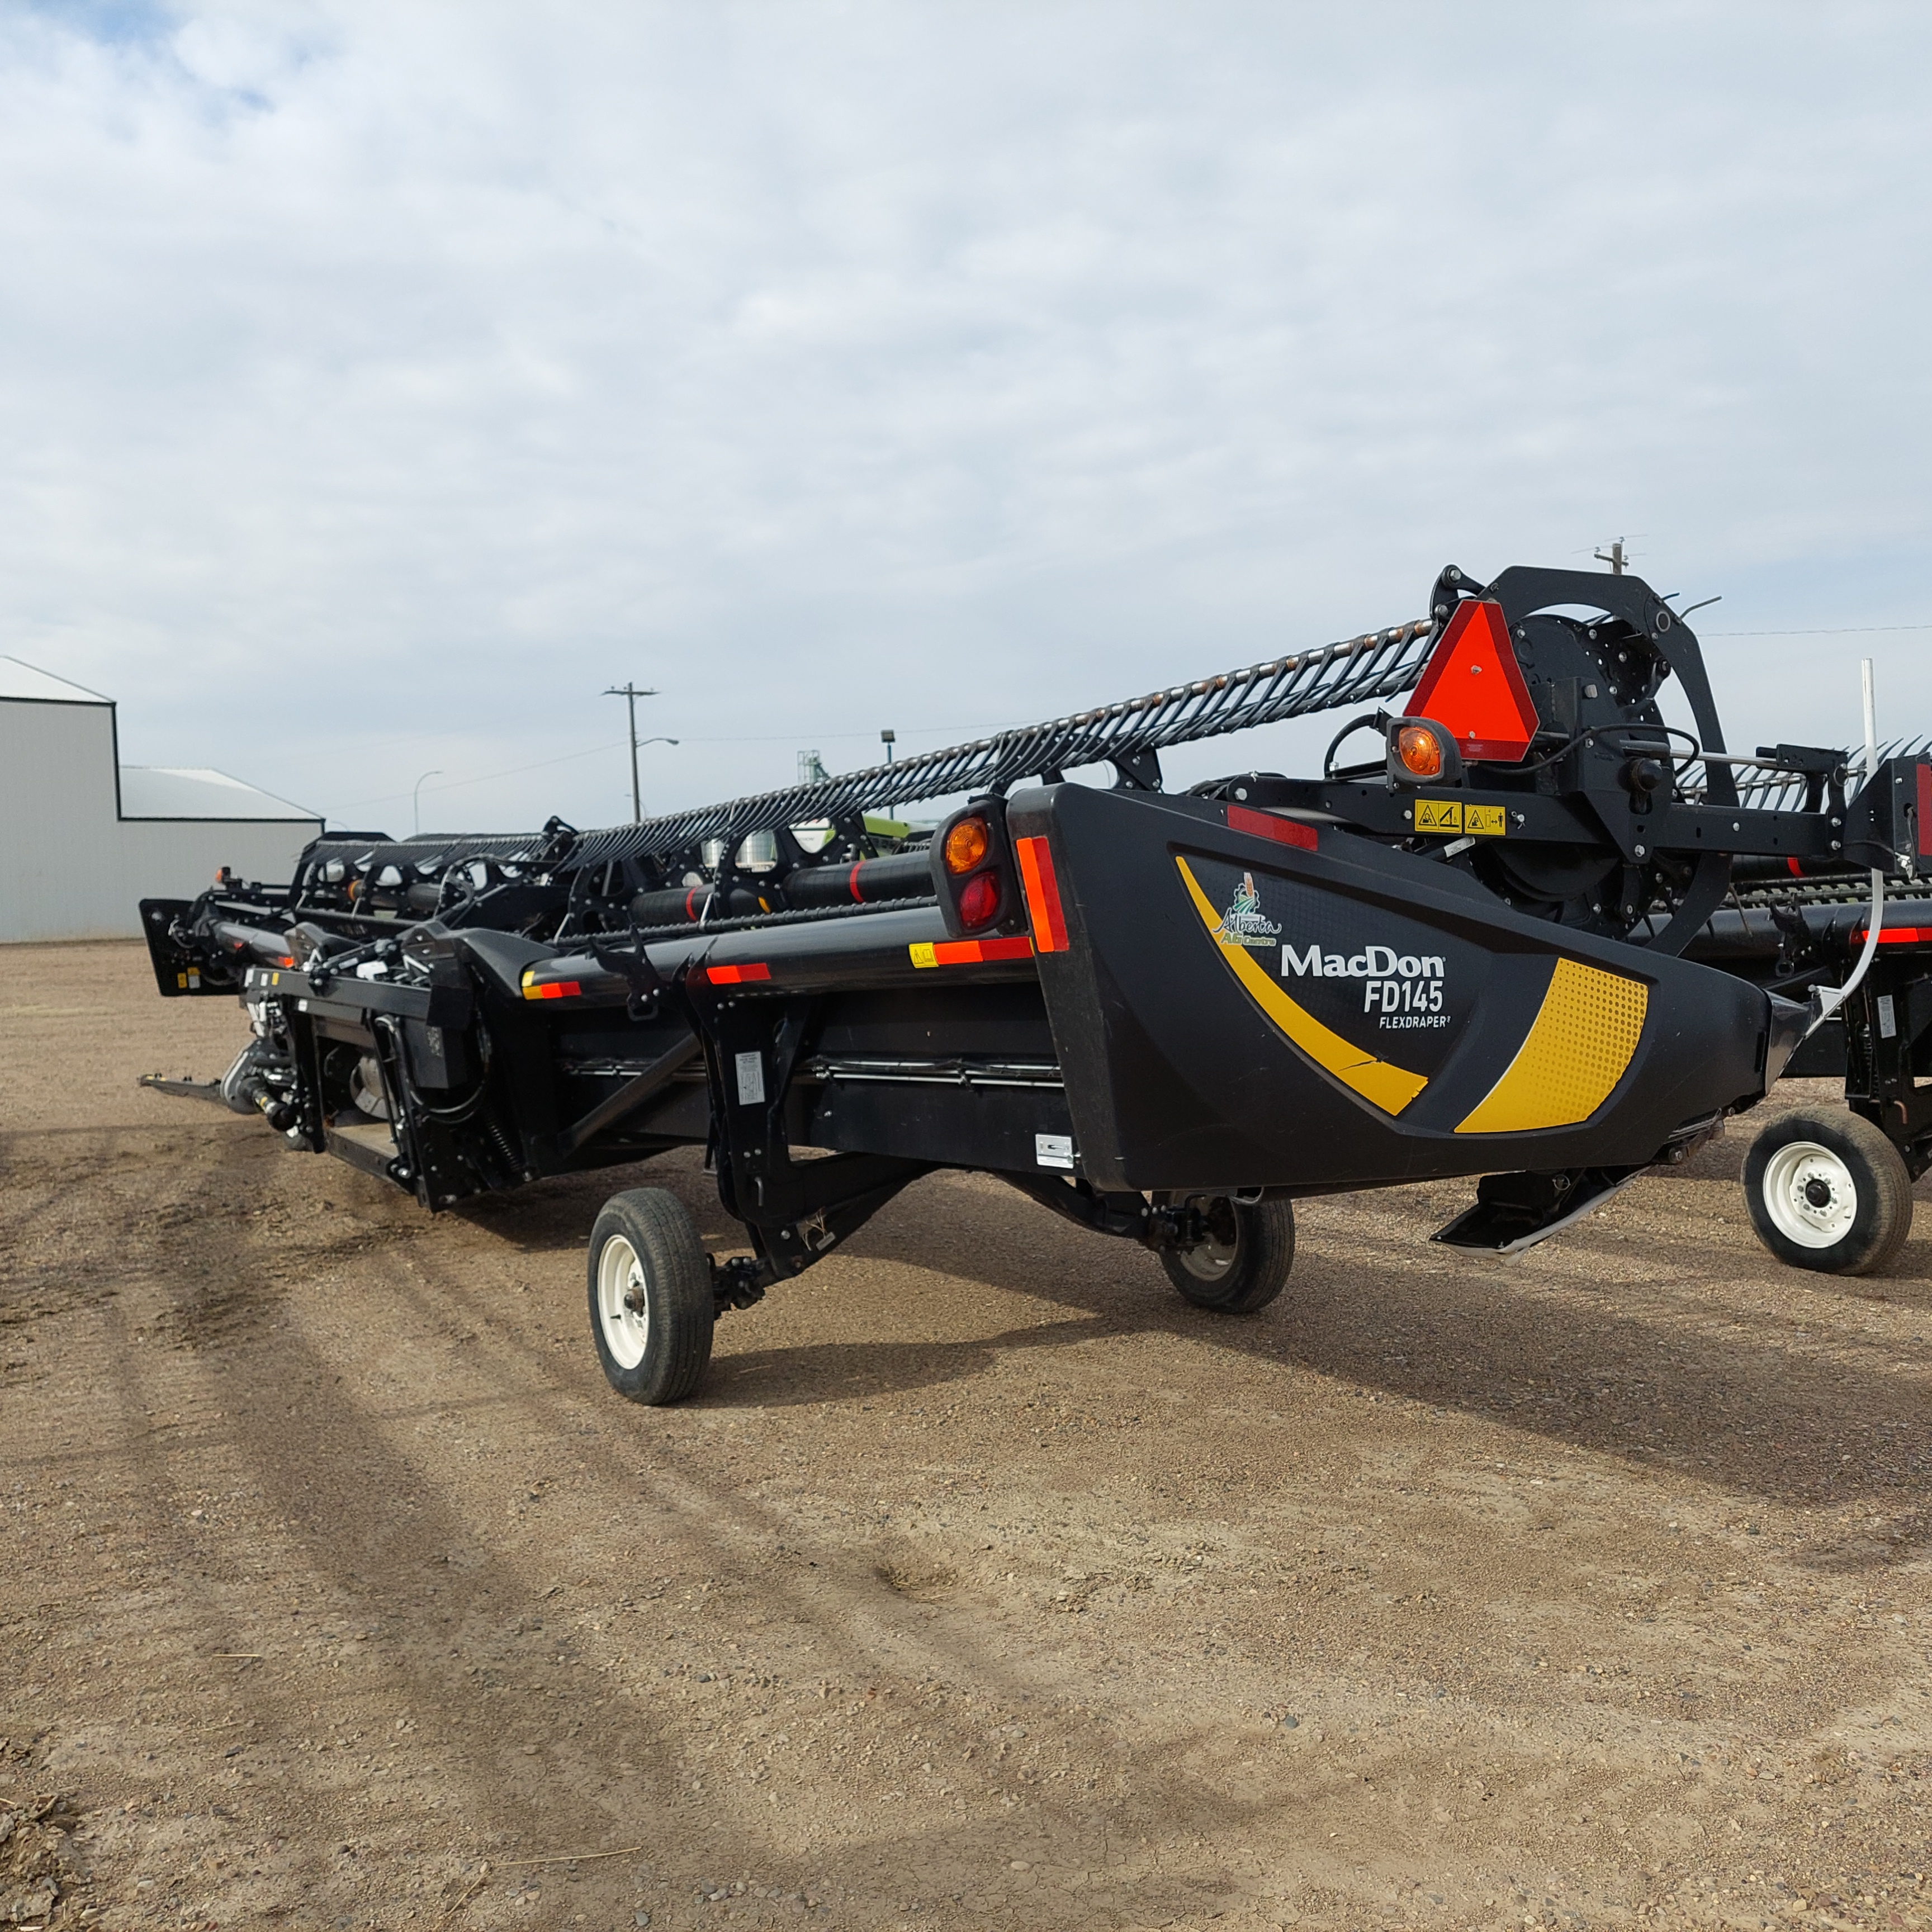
left=957, top=872, right=1001, bottom=929
left=931, top=799, right=1021, bottom=940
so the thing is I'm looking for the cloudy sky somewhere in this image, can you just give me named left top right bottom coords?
left=3, top=2, right=1929, bottom=832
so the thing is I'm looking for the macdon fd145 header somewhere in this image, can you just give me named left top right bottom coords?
left=140, top=564, right=1932, bottom=1405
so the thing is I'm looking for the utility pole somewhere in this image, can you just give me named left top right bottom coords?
left=1594, top=538, right=1628, bottom=575
left=880, top=728, right=896, bottom=765
left=604, top=683, right=660, bottom=823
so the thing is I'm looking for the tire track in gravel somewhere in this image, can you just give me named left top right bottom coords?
left=247, top=1197, right=1284, bottom=1921
left=162, top=1164, right=1486, bottom=1926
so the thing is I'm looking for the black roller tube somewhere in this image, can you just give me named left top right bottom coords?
left=1729, top=855, right=1863, bottom=886
left=210, top=920, right=297, bottom=965
left=344, top=880, right=445, bottom=914
left=1689, top=905, right=1861, bottom=962
left=629, top=853, right=932, bottom=925
left=628, top=881, right=784, bottom=926
left=781, top=849, right=934, bottom=910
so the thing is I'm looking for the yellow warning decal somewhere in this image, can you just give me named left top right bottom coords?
left=1175, top=858, right=1428, bottom=1116
left=1456, top=957, right=1647, bottom=1134
left=1465, top=803, right=1507, bottom=836
left=1414, top=797, right=1461, bottom=834
left=908, top=942, right=937, bottom=968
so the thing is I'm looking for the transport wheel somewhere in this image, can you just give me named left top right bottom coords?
left=587, top=1188, right=715, bottom=1404
left=1743, top=1110, right=1914, bottom=1277
left=1161, top=1196, right=1295, bottom=1314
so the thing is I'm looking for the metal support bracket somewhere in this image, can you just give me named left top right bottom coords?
left=685, top=969, right=931, bottom=1282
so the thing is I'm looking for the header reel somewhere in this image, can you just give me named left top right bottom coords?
left=1227, top=563, right=1830, bottom=956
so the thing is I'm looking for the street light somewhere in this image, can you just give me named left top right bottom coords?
left=604, top=683, right=661, bottom=823
left=880, top=728, right=896, bottom=765
left=628, top=737, right=679, bottom=819
left=412, top=769, right=442, bottom=837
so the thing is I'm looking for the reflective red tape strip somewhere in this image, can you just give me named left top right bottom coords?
left=1014, top=835, right=1069, bottom=951
left=1787, top=856, right=1805, bottom=878
left=910, top=935, right=1036, bottom=967
left=1227, top=804, right=1317, bottom=850
left=849, top=863, right=865, bottom=904
left=707, top=963, right=773, bottom=984
left=943, top=935, right=1033, bottom=964
left=1852, top=929, right=1932, bottom=945
left=523, top=979, right=582, bottom=1000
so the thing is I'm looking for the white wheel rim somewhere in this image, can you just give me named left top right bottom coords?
left=350, top=1053, right=390, bottom=1121
left=1177, top=1202, right=1239, bottom=1281
left=596, top=1234, right=651, bottom=1369
left=1761, top=1139, right=1858, bottom=1249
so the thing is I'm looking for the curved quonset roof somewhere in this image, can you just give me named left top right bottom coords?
left=2, top=657, right=320, bottom=822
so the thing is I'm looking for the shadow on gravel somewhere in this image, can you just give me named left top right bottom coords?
left=229, top=1129, right=1932, bottom=1545
left=102, top=1234, right=703, bottom=1915
left=450, top=1165, right=661, bottom=1252
left=808, top=1173, right=1932, bottom=1541
left=704, top=1317, right=1109, bottom=1408
left=110, top=1188, right=1268, bottom=1925
left=1852, top=1238, right=1932, bottom=1286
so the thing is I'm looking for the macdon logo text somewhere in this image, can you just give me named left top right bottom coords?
left=1282, top=942, right=1447, bottom=1018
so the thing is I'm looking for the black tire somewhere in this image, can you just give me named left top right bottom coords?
left=1743, top=1109, right=1914, bottom=1277
left=586, top=1188, right=715, bottom=1404
left=1159, top=1195, right=1295, bottom=1313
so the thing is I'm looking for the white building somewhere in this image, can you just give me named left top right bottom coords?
left=1, top=656, right=323, bottom=943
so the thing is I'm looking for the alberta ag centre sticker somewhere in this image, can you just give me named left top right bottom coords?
left=1213, top=872, right=1281, bottom=948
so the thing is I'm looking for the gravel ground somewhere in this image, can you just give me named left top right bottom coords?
left=3, top=939, right=1931, bottom=1932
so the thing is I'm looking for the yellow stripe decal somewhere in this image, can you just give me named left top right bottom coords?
left=1175, top=856, right=1428, bottom=1116
left=1456, top=956, right=1647, bottom=1134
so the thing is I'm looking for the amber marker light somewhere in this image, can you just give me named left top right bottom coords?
left=1396, top=723, right=1445, bottom=780
left=944, top=815, right=991, bottom=874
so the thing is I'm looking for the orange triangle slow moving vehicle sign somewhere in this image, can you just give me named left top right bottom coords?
left=1404, top=599, right=1540, bottom=762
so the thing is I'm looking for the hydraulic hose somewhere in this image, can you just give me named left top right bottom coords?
left=1806, top=660, right=1886, bottom=1039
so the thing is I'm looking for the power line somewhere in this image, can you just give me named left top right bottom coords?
left=336, top=737, right=630, bottom=809
left=328, top=720, right=1025, bottom=812
left=1704, top=623, right=1932, bottom=637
